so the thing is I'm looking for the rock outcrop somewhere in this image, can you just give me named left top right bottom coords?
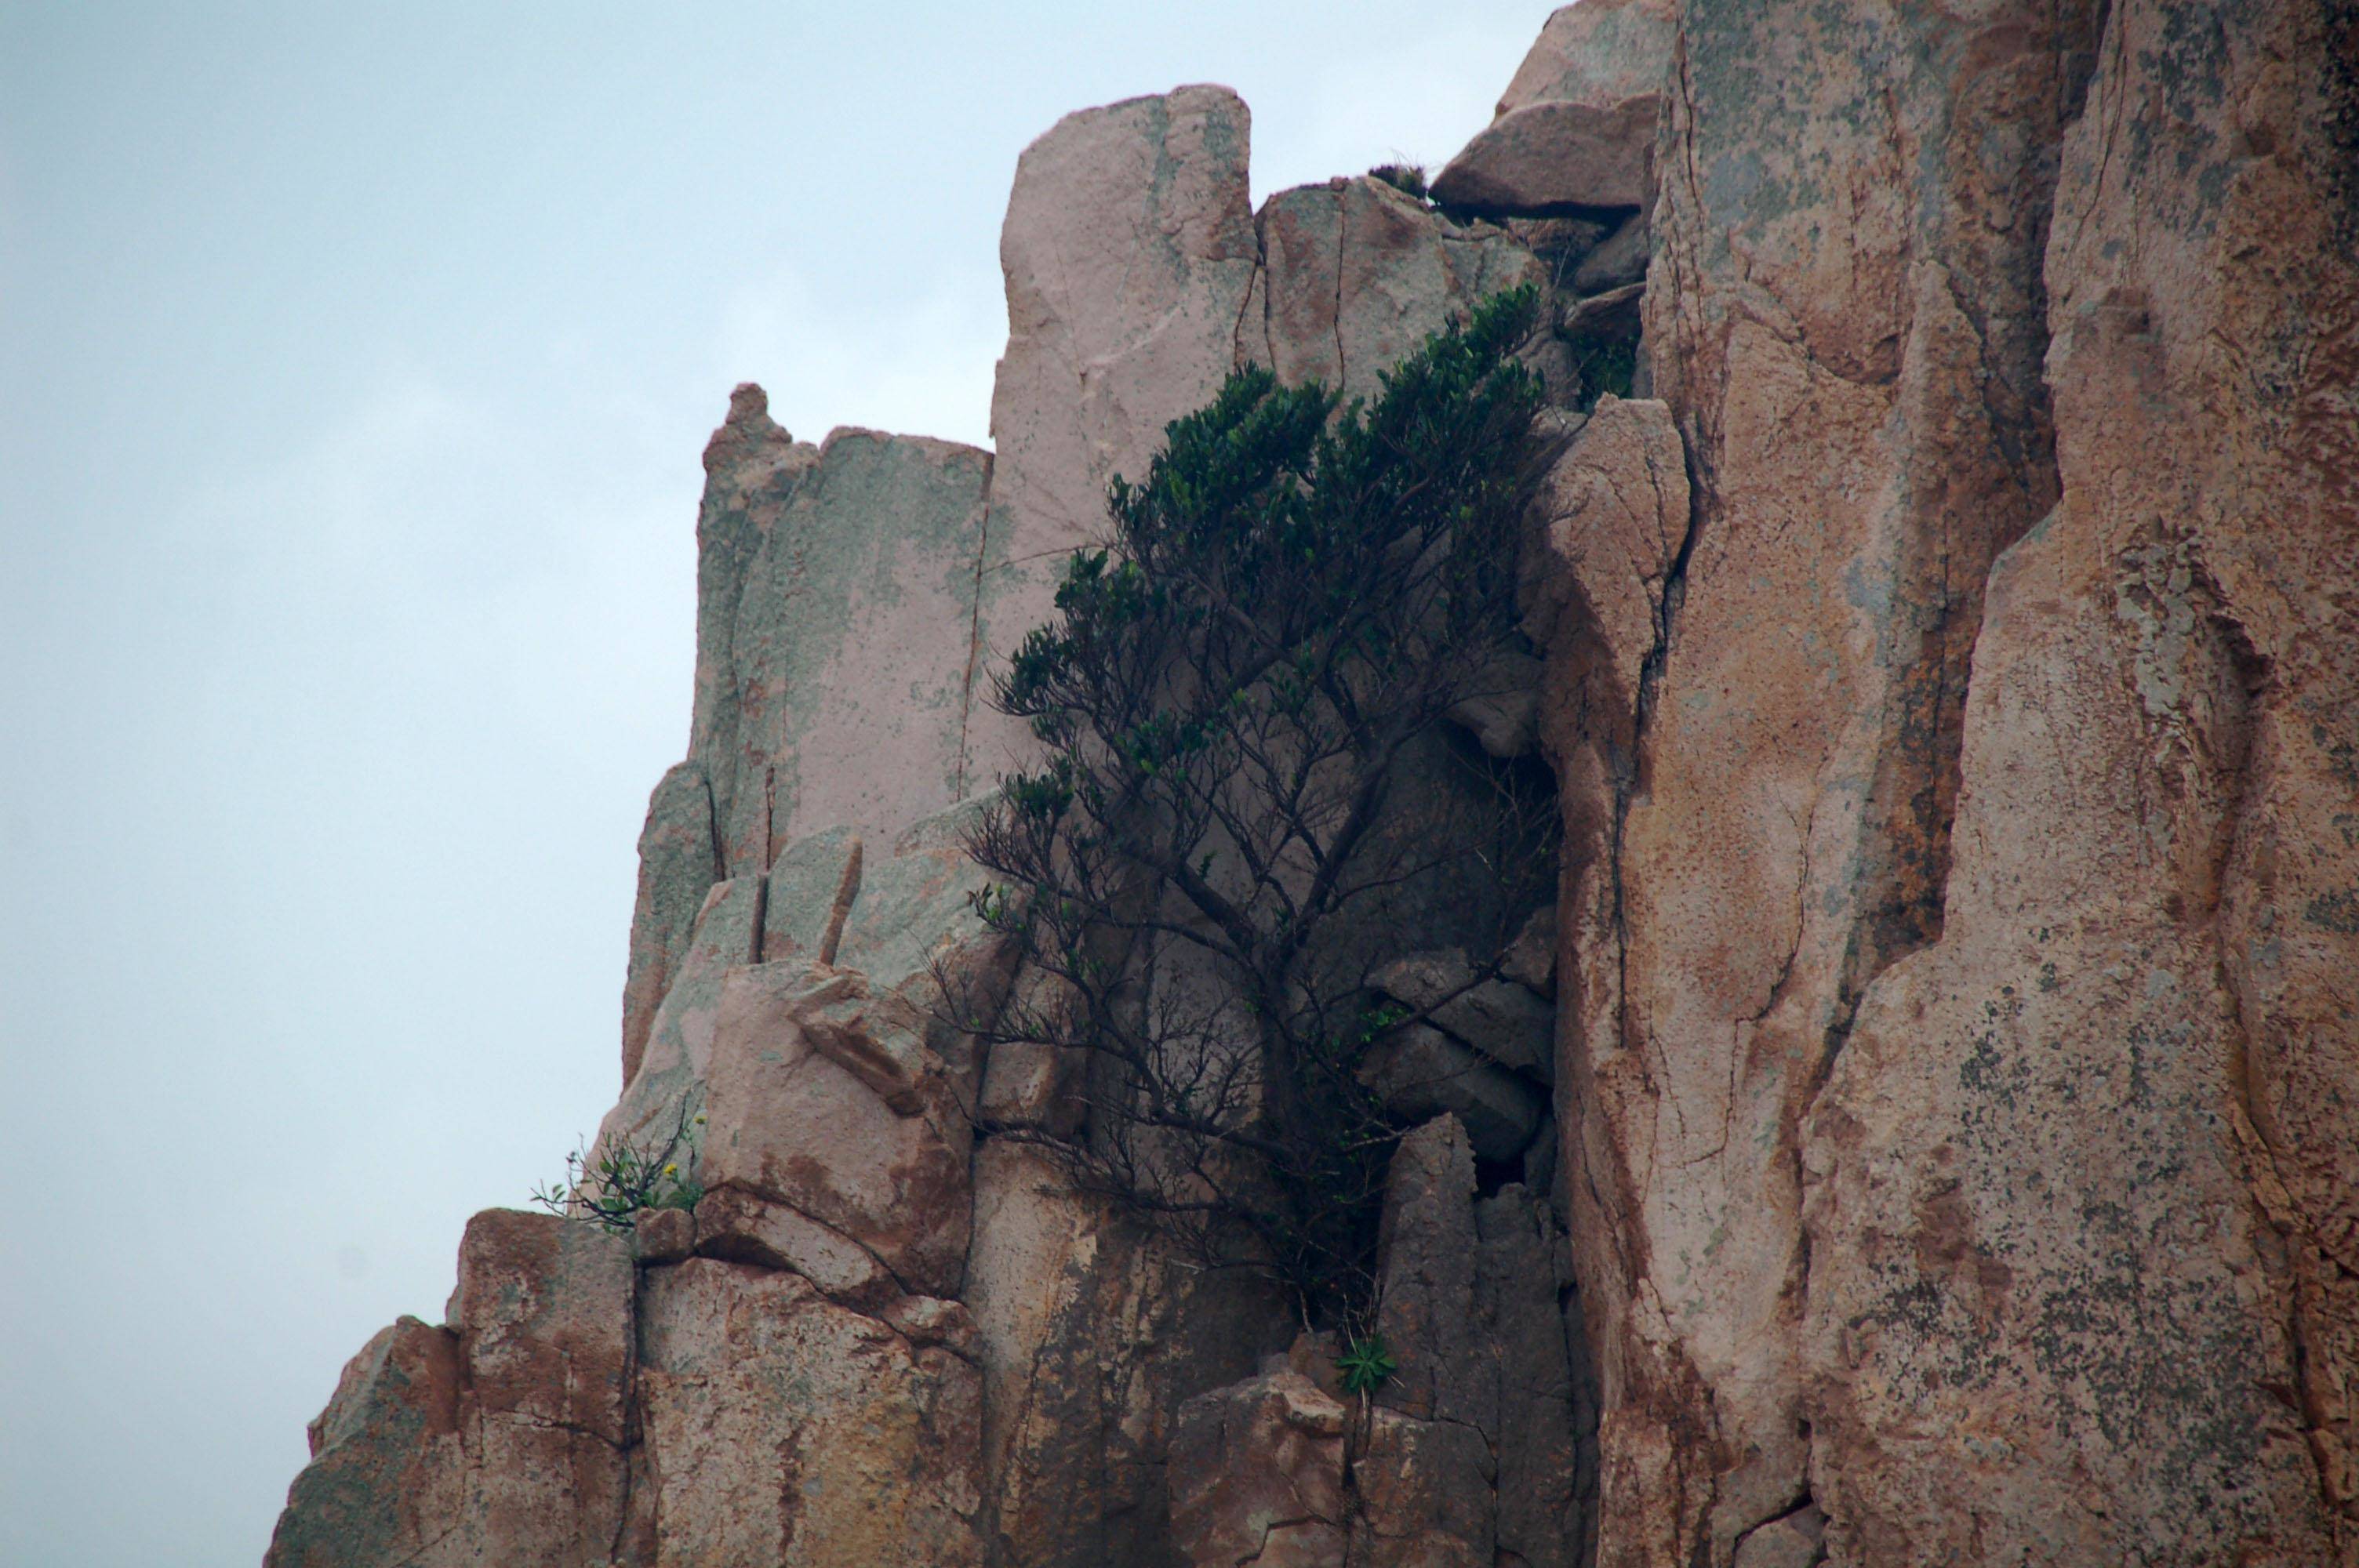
left=273, top=3, right=2357, bottom=1564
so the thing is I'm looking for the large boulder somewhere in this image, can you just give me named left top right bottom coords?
left=637, top=1259, right=983, bottom=1566
left=1169, top=1372, right=1350, bottom=1568
left=1431, top=0, right=1674, bottom=216
left=965, top=1142, right=1288, bottom=1566
left=267, top=1214, right=634, bottom=1567
left=697, top=960, right=973, bottom=1298
left=977, top=85, right=1259, bottom=789
left=1246, top=175, right=1546, bottom=402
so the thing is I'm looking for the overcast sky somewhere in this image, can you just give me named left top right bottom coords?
left=0, top=5, right=1550, bottom=1562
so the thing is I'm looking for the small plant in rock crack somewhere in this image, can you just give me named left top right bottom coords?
left=531, top=1098, right=706, bottom=1233
left=1572, top=336, right=1638, bottom=408
left=1336, top=1332, right=1398, bottom=1396
left=1369, top=162, right=1429, bottom=201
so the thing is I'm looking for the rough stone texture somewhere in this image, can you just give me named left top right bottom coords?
left=701, top=425, right=997, bottom=870
left=1168, top=1372, right=1348, bottom=1568
left=691, top=1184, right=896, bottom=1312
left=637, top=1258, right=983, bottom=1566
left=267, top=1214, right=634, bottom=1568
left=1246, top=175, right=1546, bottom=402
left=965, top=1142, right=1288, bottom=1567
left=1351, top=1408, right=1495, bottom=1568
left=1571, top=210, right=1651, bottom=294
left=1794, top=0, right=2359, bottom=1562
left=620, top=762, right=722, bottom=1085
left=1373, top=1116, right=1485, bottom=1425
left=1521, top=396, right=1687, bottom=733
left=977, top=85, right=1259, bottom=793
left=1353, top=1122, right=1588, bottom=1568
left=1434, top=0, right=1674, bottom=218
left=1496, top=0, right=1677, bottom=119
left=698, top=960, right=972, bottom=1298
left=281, top=12, right=2359, bottom=1563
left=1432, top=99, right=1659, bottom=217
left=1361, top=1022, right=1545, bottom=1163
left=1523, top=0, right=2359, bottom=1563
left=759, top=822, right=861, bottom=969
left=1370, top=947, right=1557, bottom=1081
left=1479, top=1188, right=1590, bottom=1568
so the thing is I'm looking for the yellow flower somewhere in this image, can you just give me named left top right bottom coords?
left=663, top=1163, right=679, bottom=1178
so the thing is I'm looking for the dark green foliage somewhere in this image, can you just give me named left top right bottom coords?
left=1369, top=162, right=1429, bottom=201
left=964, top=287, right=1559, bottom=1330
left=1573, top=336, right=1638, bottom=408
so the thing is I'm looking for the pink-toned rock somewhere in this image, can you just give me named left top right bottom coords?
left=965, top=1141, right=1287, bottom=1566
left=1502, top=903, right=1559, bottom=996
left=692, top=1184, right=896, bottom=1312
left=703, top=426, right=997, bottom=868
left=976, top=85, right=1259, bottom=789
left=637, top=1258, right=983, bottom=1566
left=267, top=1214, right=634, bottom=1567
left=268, top=1319, right=467, bottom=1566
left=620, top=761, right=722, bottom=1085
left=1433, top=0, right=1672, bottom=218
left=1361, top=1023, right=1545, bottom=1163
left=1248, top=175, right=1546, bottom=401
left=1496, top=0, right=1676, bottom=118
left=633, top=1203, right=694, bottom=1265
left=1369, top=947, right=1555, bottom=1081
left=1793, top=2, right=2359, bottom=1560
left=1350, top=1406, right=1495, bottom=1568
left=445, top=1208, right=634, bottom=1447
left=1534, top=0, right=2110, bottom=1559
left=1372, top=1116, right=1485, bottom=1426
left=1169, top=1371, right=1350, bottom=1568
left=608, top=870, right=758, bottom=1139
left=698, top=960, right=972, bottom=1298
left=1520, top=395, right=1686, bottom=738
left=1432, top=98, right=1659, bottom=216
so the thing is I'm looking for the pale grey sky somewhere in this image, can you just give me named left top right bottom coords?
left=0, top=4, right=1550, bottom=1561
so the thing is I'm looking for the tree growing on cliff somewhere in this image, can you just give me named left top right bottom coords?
left=963, top=285, right=1559, bottom=1330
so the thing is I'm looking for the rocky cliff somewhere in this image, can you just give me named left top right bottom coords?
left=269, top=1, right=2357, bottom=1563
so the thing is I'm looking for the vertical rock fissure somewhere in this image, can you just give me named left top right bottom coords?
left=954, top=455, right=998, bottom=800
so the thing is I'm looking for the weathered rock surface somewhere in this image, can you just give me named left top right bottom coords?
left=1496, top=0, right=1677, bottom=120
left=1246, top=174, right=1545, bottom=401
left=1434, top=0, right=1672, bottom=216
left=686, top=401, right=997, bottom=868
left=1524, top=0, right=2359, bottom=1564
left=637, top=1259, right=983, bottom=1566
left=1794, top=0, right=2359, bottom=1560
left=697, top=960, right=972, bottom=1298
left=1169, top=1372, right=1349, bottom=1568
left=1370, top=946, right=1556, bottom=1081
left=278, top=10, right=2359, bottom=1564
left=267, top=1214, right=634, bottom=1568
left=965, top=1141, right=1285, bottom=1567
left=1340, top=1118, right=1589, bottom=1567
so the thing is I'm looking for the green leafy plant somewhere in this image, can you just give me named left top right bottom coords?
left=1572, top=336, right=1637, bottom=408
left=960, top=286, right=1561, bottom=1330
left=1336, top=1332, right=1398, bottom=1396
left=532, top=1098, right=706, bottom=1233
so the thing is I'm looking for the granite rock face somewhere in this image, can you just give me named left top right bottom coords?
left=275, top=7, right=2357, bottom=1563
left=1533, top=0, right=2358, bottom=1563
left=1433, top=0, right=1673, bottom=216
